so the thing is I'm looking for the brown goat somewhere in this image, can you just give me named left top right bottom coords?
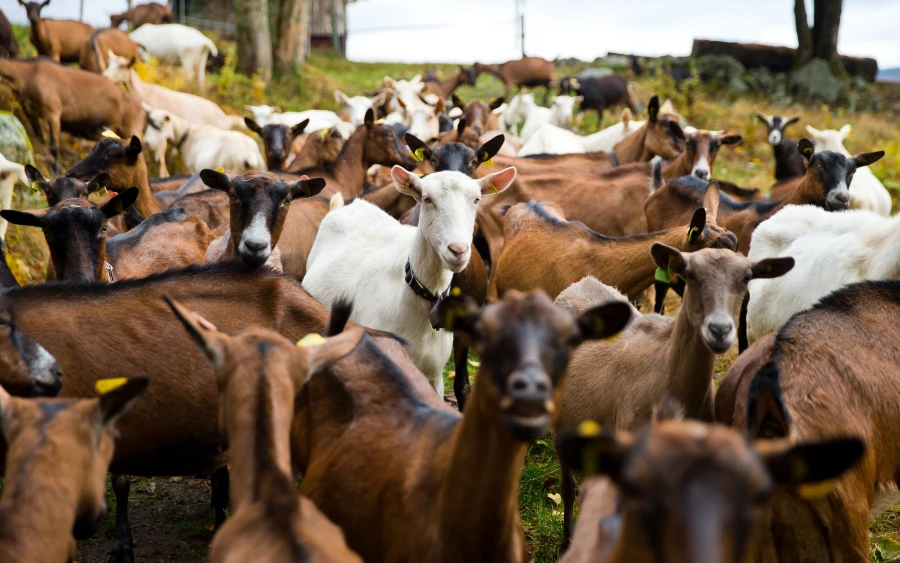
left=169, top=298, right=363, bottom=563
left=19, top=0, right=93, bottom=62
left=294, top=291, right=630, bottom=562
left=558, top=412, right=864, bottom=563
left=78, top=28, right=139, bottom=73
left=453, top=95, right=503, bottom=134
left=0, top=378, right=148, bottom=563
left=288, top=126, right=345, bottom=170
left=169, top=189, right=231, bottom=230
left=553, top=246, right=793, bottom=545
left=246, top=117, right=309, bottom=171
left=489, top=187, right=737, bottom=300
left=0, top=8, right=19, bottom=58
left=0, top=58, right=145, bottom=161
left=110, top=2, right=173, bottom=28
left=25, top=164, right=106, bottom=206
left=474, top=56, right=556, bottom=101
left=424, top=66, right=477, bottom=99
left=715, top=280, right=900, bottom=563
left=610, top=96, right=686, bottom=165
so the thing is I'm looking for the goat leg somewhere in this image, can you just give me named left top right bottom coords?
left=653, top=282, right=668, bottom=314
left=738, top=293, right=750, bottom=353
left=559, top=446, right=578, bottom=550
left=211, top=466, right=230, bottom=529
left=452, top=339, right=470, bottom=412
left=107, top=474, right=134, bottom=563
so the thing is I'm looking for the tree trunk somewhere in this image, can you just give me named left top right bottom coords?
left=235, top=0, right=273, bottom=74
left=275, top=0, right=310, bottom=75
left=794, top=0, right=813, bottom=65
left=812, top=0, right=843, bottom=70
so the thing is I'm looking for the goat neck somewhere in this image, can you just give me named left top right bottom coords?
left=409, top=216, right=453, bottom=298
left=0, top=58, right=31, bottom=91
left=329, top=125, right=369, bottom=199
left=664, top=289, right=718, bottom=417
left=610, top=123, right=648, bottom=164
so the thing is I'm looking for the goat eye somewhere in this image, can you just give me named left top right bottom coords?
left=423, top=197, right=432, bottom=205
left=474, top=197, right=481, bottom=205
left=101, top=226, right=108, bottom=234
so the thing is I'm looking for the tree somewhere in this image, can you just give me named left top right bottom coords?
left=235, top=0, right=274, bottom=74
left=275, top=0, right=310, bottom=75
left=794, top=0, right=844, bottom=71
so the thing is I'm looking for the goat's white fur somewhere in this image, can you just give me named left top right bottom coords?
left=335, top=90, right=387, bottom=127
left=0, top=152, right=28, bottom=240
left=515, top=94, right=580, bottom=144
left=518, top=110, right=644, bottom=156
left=128, top=24, right=217, bottom=89
left=243, top=105, right=355, bottom=139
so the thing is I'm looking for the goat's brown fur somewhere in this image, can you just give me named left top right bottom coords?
left=110, top=2, right=173, bottom=28
left=474, top=57, right=556, bottom=100
left=20, top=1, right=93, bottom=63
left=78, top=28, right=139, bottom=73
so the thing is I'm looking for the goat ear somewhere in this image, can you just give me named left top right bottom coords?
left=334, top=90, right=349, bottom=104
left=476, top=134, right=505, bottom=165
left=650, top=243, right=687, bottom=277
left=574, top=301, right=632, bottom=343
left=750, top=257, right=794, bottom=280
left=489, top=97, right=505, bottom=111
left=754, top=113, right=771, bottom=125
left=429, top=291, right=479, bottom=333
left=686, top=208, right=707, bottom=243
left=200, top=169, right=231, bottom=193
left=434, top=97, right=445, bottom=115
left=100, top=187, right=138, bottom=219
left=24, top=164, right=47, bottom=184
left=854, top=151, right=884, bottom=168
left=290, top=177, right=326, bottom=200
left=557, top=423, right=634, bottom=483
left=0, top=209, right=45, bottom=228
left=244, top=117, right=262, bottom=135
left=839, top=124, right=852, bottom=138
left=757, top=437, right=864, bottom=488
left=805, top=125, right=820, bottom=137
left=404, top=133, right=432, bottom=162
left=370, top=92, right=387, bottom=107
left=797, top=138, right=815, bottom=163
left=719, top=133, right=742, bottom=145
left=451, top=94, right=464, bottom=108
left=392, top=166, right=424, bottom=201
left=98, top=377, right=149, bottom=426
left=164, top=295, right=230, bottom=367
left=746, top=362, right=793, bottom=439
left=126, top=136, right=142, bottom=161
left=456, top=117, right=467, bottom=138
left=364, top=109, right=375, bottom=129
left=668, top=120, right=685, bottom=141
left=702, top=183, right=720, bottom=222
left=477, top=166, right=516, bottom=196
left=291, top=119, right=310, bottom=137
left=299, top=327, right=366, bottom=382
left=647, top=96, right=660, bottom=122
left=784, top=115, right=800, bottom=127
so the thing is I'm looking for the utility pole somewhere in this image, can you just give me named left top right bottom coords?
left=331, top=0, right=341, bottom=54
left=514, top=0, right=525, bottom=57
left=79, top=0, right=85, bottom=21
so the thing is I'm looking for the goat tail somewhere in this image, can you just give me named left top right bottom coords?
left=649, top=157, right=664, bottom=194
left=325, top=299, right=354, bottom=336
left=203, top=36, right=219, bottom=58
left=89, top=29, right=102, bottom=71
left=329, top=193, right=345, bottom=211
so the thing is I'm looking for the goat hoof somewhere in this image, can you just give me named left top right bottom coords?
left=107, top=547, right=134, bottom=563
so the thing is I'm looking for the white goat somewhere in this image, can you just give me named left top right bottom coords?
left=400, top=97, right=444, bottom=143
left=383, top=75, right=425, bottom=113
left=104, top=53, right=243, bottom=134
left=0, top=152, right=28, bottom=240
left=144, top=107, right=265, bottom=175
left=518, top=109, right=645, bottom=156
left=243, top=105, right=355, bottom=139
left=128, top=24, right=217, bottom=89
left=303, top=165, right=517, bottom=395
left=746, top=204, right=900, bottom=342
left=517, top=94, right=581, bottom=144
left=334, top=90, right=387, bottom=127
left=807, top=124, right=892, bottom=216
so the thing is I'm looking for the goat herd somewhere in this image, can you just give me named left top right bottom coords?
left=0, top=3, right=894, bottom=562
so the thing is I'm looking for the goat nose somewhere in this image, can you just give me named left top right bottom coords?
left=708, top=322, right=732, bottom=339
left=245, top=239, right=268, bottom=252
left=447, top=243, right=469, bottom=258
left=835, top=192, right=850, bottom=203
left=507, top=370, right=550, bottom=400
left=694, top=169, right=709, bottom=179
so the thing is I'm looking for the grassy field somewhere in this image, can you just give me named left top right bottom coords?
left=3, top=26, right=900, bottom=562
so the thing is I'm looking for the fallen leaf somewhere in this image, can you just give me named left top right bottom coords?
left=468, top=358, right=480, bottom=367
left=547, top=493, right=562, bottom=506
left=877, top=537, right=900, bottom=561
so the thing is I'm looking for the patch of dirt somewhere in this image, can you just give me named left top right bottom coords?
left=76, top=477, right=215, bottom=563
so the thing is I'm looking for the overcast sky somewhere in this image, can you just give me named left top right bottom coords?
left=2, top=0, right=897, bottom=67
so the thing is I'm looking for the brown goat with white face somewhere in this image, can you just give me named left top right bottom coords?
left=168, top=297, right=364, bottom=563
left=0, top=378, right=148, bottom=563
left=557, top=411, right=864, bottom=563
left=0, top=293, right=61, bottom=397
left=19, top=0, right=93, bottom=62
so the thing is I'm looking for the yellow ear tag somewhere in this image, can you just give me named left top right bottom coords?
left=577, top=420, right=601, bottom=437
left=101, top=129, right=121, bottom=140
left=95, top=377, right=129, bottom=395
left=216, top=167, right=225, bottom=173
left=88, top=188, right=111, bottom=204
left=29, top=181, right=40, bottom=192
left=798, top=481, right=834, bottom=500
left=374, top=119, right=385, bottom=125
left=410, top=147, right=425, bottom=162
left=483, top=158, right=494, bottom=167
left=297, top=333, right=326, bottom=347
left=687, top=226, right=700, bottom=242
left=654, top=268, right=671, bottom=284
left=319, top=128, right=330, bottom=140
left=451, top=286, right=461, bottom=297
left=488, top=183, right=497, bottom=194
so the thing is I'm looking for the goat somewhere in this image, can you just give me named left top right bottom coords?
left=144, top=107, right=266, bottom=175
left=806, top=124, right=892, bottom=215
left=0, top=152, right=29, bottom=240
left=518, top=108, right=643, bottom=156
left=104, top=53, right=245, bottom=135
left=128, top=24, right=217, bottom=88
left=558, top=412, right=863, bottom=563
left=0, top=378, right=148, bottom=563
left=110, top=2, right=173, bottom=29
left=553, top=245, right=794, bottom=545
left=246, top=117, right=309, bottom=171
left=335, top=90, right=387, bottom=127
left=169, top=189, right=230, bottom=229
left=746, top=205, right=900, bottom=342
left=78, top=29, right=139, bottom=73
left=382, top=74, right=426, bottom=113
left=287, top=125, right=345, bottom=170
left=422, top=66, right=477, bottom=99
left=395, top=96, right=445, bottom=143
left=168, top=298, right=364, bottom=563
left=559, top=73, right=639, bottom=125
left=294, top=290, right=629, bottom=562
left=609, top=96, right=685, bottom=164
left=303, top=165, right=517, bottom=395
left=489, top=188, right=737, bottom=300
left=200, top=170, right=325, bottom=269
left=515, top=93, right=581, bottom=144
left=0, top=262, right=386, bottom=563
left=755, top=113, right=804, bottom=182
left=66, top=136, right=165, bottom=219
left=474, top=56, right=556, bottom=101
left=0, top=58, right=145, bottom=163
left=716, top=280, right=900, bottom=562
left=18, top=0, right=93, bottom=62
left=0, top=8, right=19, bottom=57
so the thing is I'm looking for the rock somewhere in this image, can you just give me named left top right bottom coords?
left=694, top=54, right=745, bottom=86
left=790, top=58, right=839, bottom=103
left=0, top=112, right=32, bottom=164
left=578, top=68, right=613, bottom=79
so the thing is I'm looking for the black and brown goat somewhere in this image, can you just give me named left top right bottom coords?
left=245, top=117, right=309, bottom=171
left=19, top=0, right=93, bottom=62
left=755, top=113, right=805, bottom=182
left=0, top=292, right=61, bottom=397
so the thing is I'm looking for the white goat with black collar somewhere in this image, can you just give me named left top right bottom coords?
left=303, top=166, right=516, bottom=395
